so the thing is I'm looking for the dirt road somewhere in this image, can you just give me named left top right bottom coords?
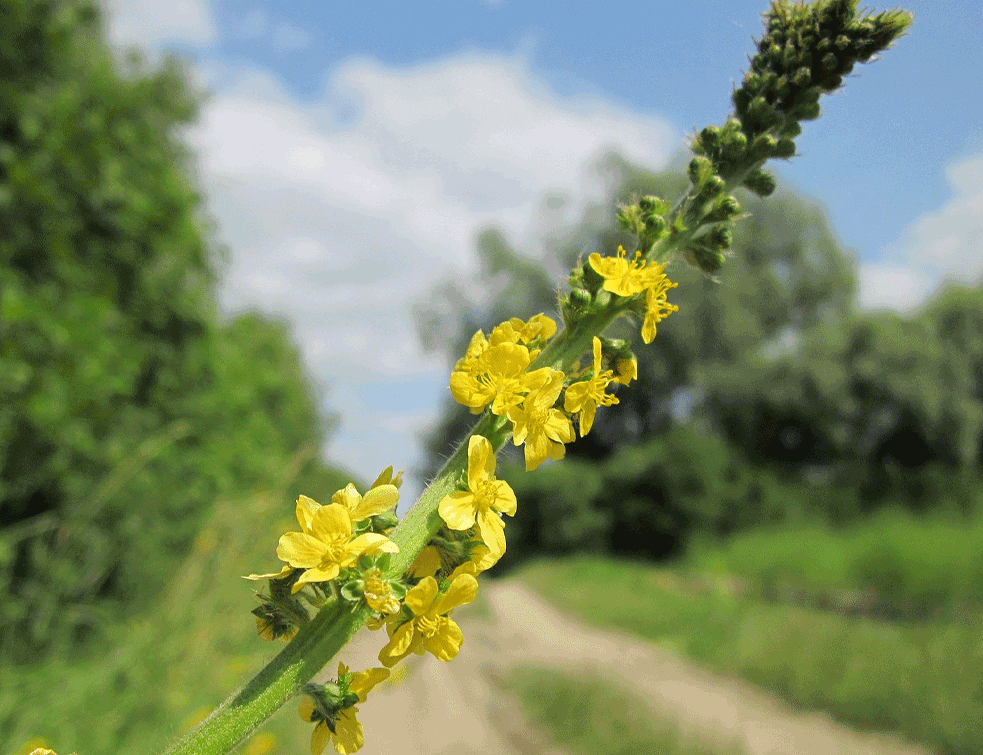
left=340, top=580, right=935, bottom=755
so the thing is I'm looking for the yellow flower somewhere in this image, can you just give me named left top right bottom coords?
left=438, top=435, right=517, bottom=557
left=370, top=465, right=403, bottom=490
left=378, top=574, right=478, bottom=668
left=450, top=342, right=554, bottom=415
left=450, top=540, right=501, bottom=579
left=489, top=314, right=557, bottom=346
left=615, top=355, right=638, bottom=385
left=254, top=615, right=296, bottom=642
left=363, top=567, right=401, bottom=615
left=563, top=337, right=619, bottom=436
left=507, top=370, right=575, bottom=471
left=640, top=270, right=679, bottom=344
left=300, top=665, right=389, bottom=755
left=588, top=246, right=660, bottom=296
left=406, top=545, right=441, bottom=580
left=276, top=503, right=397, bottom=593
left=330, top=484, right=399, bottom=521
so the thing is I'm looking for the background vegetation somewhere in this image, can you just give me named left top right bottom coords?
left=0, top=0, right=338, bottom=662
left=418, top=151, right=983, bottom=573
left=3, top=1, right=981, bottom=754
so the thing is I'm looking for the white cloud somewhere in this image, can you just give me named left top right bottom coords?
left=184, top=51, right=677, bottom=499
left=860, top=151, right=983, bottom=312
left=101, top=0, right=216, bottom=50
left=235, top=9, right=312, bottom=51
left=272, top=22, right=312, bottom=52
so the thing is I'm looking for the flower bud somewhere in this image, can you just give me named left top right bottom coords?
left=638, top=195, right=668, bottom=214
left=688, top=156, right=715, bottom=187
left=705, top=195, right=741, bottom=223
left=743, top=168, right=777, bottom=197
left=773, top=138, right=796, bottom=159
left=699, top=125, right=721, bottom=154
left=686, top=245, right=727, bottom=275
left=707, top=226, right=733, bottom=250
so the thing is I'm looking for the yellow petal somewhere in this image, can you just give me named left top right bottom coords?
left=524, top=433, right=550, bottom=471
left=294, top=564, right=341, bottom=590
left=331, top=483, right=361, bottom=513
left=563, top=380, right=590, bottom=413
left=296, top=495, right=322, bottom=532
left=310, top=504, right=354, bottom=543
left=348, top=532, right=398, bottom=556
left=433, top=573, right=479, bottom=614
left=332, top=708, right=364, bottom=755
left=579, top=400, right=597, bottom=436
left=438, top=491, right=478, bottom=531
left=310, top=722, right=332, bottom=755
left=467, top=435, right=493, bottom=490
left=243, top=564, right=293, bottom=580
left=407, top=546, right=441, bottom=579
left=277, top=532, right=327, bottom=569
left=476, top=510, right=506, bottom=557
left=404, top=576, right=438, bottom=615
left=490, top=480, right=517, bottom=517
left=379, top=621, right=416, bottom=668
left=425, top=617, right=464, bottom=661
left=351, top=667, right=390, bottom=702
left=298, top=695, right=317, bottom=722
left=351, top=484, right=399, bottom=520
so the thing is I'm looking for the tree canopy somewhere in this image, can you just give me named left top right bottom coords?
left=418, top=153, right=983, bottom=571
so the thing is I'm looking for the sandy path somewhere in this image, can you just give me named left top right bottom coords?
left=340, top=579, right=936, bottom=755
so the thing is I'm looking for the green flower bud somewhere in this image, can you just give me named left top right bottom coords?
left=688, top=156, right=715, bottom=187
left=643, top=213, right=667, bottom=236
left=707, top=225, right=733, bottom=250
left=638, top=195, right=668, bottom=214
left=794, top=100, right=822, bottom=121
left=568, top=288, right=592, bottom=310
left=792, top=66, right=812, bottom=87
left=782, top=122, right=803, bottom=138
left=699, top=125, right=722, bottom=154
left=686, top=245, right=727, bottom=275
left=705, top=195, right=742, bottom=223
left=722, top=130, right=748, bottom=161
left=749, top=133, right=777, bottom=161
left=773, top=138, right=796, bottom=159
left=743, top=168, right=777, bottom=197
left=731, top=82, right=753, bottom=116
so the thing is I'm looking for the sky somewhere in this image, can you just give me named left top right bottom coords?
left=99, top=0, right=983, bottom=502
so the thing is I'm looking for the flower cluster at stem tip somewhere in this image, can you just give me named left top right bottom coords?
left=238, top=243, right=678, bottom=754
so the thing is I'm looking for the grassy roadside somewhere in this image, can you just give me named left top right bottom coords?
left=685, top=507, right=983, bottom=620
left=2, top=475, right=354, bottom=755
left=502, top=665, right=745, bottom=755
left=515, top=556, right=983, bottom=755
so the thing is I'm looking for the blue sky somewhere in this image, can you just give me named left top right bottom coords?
left=102, top=0, right=983, bottom=502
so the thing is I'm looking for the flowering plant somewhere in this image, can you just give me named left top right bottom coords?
left=33, top=2, right=912, bottom=754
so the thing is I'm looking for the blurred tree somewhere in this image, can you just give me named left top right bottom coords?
left=416, top=153, right=981, bottom=571
left=0, top=0, right=334, bottom=658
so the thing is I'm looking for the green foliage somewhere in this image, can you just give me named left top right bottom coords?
left=686, top=505, right=983, bottom=618
left=420, top=146, right=983, bottom=569
left=504, top=666, right=743, bottom=755
left=0, top=468, right=355, bottom=755
left=0, top=0, right=334, bottom=659
left=519, top=556, right=983, bottom=755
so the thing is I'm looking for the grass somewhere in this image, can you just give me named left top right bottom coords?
left=503, top=665, right=746, bottom=755
left=0, top=471, right=354, bottom=755
left=683, top=506, right=983, bottom=619
left=516, top=555, right=983, bottom=755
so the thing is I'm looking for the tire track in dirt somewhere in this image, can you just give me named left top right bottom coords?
left=340, top=579, right=936, bottom=755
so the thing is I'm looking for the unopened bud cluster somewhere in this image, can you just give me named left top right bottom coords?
left=662, top=0, right=912, bottom=274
